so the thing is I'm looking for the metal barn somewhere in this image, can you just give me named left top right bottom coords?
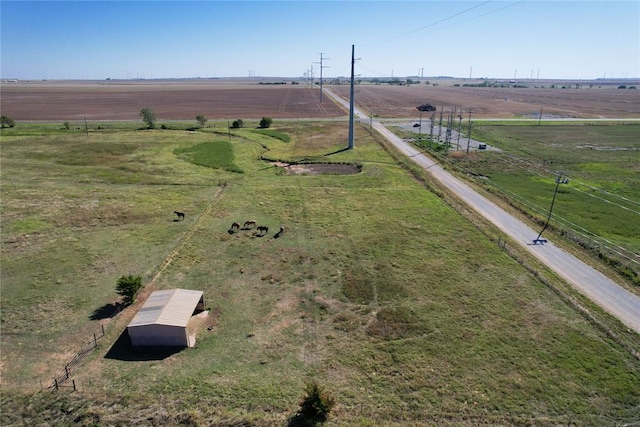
left=127, top=289, right=205, bottom=347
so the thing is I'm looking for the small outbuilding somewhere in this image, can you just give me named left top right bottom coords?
left=127, top=288, right=205, bottom=347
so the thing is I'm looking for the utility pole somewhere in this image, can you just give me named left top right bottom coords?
left=314, top=53, right=330, bottom=103
left=429, top=111, right=435, bottom=149
left=348, top=44, right=355, bottom=150
left=466, top=110, right=472, bottom=154
left=456, top=111, right=463, bottom=151
left=446, top=107, right=456, bottom=148
left=533, top=173, right=569, bottom=244
left=538, top=105, right=543, bottom=126
left=437, top=107, right=444, bottom=142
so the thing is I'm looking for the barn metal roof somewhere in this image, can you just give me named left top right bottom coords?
left=128, top=289, right=204, bottom=328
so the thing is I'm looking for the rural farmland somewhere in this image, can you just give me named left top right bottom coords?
left=1, top=79, right=639, bottom=426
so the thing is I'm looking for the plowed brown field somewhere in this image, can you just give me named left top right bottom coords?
left=0, top=80, right=347, bottom=121
left=330, top=83, right=640, bottom=119
left=2, top=78, right=638, bottom=121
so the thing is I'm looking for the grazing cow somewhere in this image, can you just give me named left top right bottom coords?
left=274, top=226, right=284, bottom=238
left=243, top=220, right=257, bottom=229
left=174, top=211, right=185, bottom=221
left=257, top=225, right=268, bottom=236
left=230, top=222, right=240, bottom=232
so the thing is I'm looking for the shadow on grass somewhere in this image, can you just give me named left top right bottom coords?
left=323, top=146, right=350, bottom=156
left=287, top=413, right=325, bottom=427
left=89, top=302, right=122, bottom=321
left=104, top=330, right=184, bottom=361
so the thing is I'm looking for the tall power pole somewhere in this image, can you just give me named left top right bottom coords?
left=533, top=173, right=569, bottom=244
left=466, top=110, right=472, bottom=154
left=348, top=45, right=355, bottom=150
left=315, top=53, right=330, bottom=103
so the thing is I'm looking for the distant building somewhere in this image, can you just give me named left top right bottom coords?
left=127, top=289, right=205, bottom=347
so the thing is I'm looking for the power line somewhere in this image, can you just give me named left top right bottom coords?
left=569, top=178, right=640, bottom=208
left=428, top=145, right=639, bottom=258
left=314, top=53, right=330, bottom=103
left=365, top=0, right=494, bottom=45
left=488, top=180, right=639, bottom=264
left=471, top=145, right=640, bottom=212
left=570, top=185, right=640, bottom=216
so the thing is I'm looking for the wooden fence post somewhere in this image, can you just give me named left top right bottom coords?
left=72, top=380, right=76, bottom=391
left=54, top=378, right=58, bottom=391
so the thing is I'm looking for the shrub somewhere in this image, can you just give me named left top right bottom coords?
left=1, top=115, right=16, bottom=128
left=140, top=108, right=156, bottom=129
left=417, top=103, right=436, bottom=112
left=116, top=274, right=143, bottom=305
left=259, top=117, right=272, bottom=129
left=231, top=119, right=244, bottom=129
left=296, top=381, right=336, bottom=424
left=196, top=114, right=208, bottom=128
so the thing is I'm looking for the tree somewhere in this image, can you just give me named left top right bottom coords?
left=259, top=117, right=272, bottom=129
left=196, top=114, right=208, bottom=128
left=416, top=103, right=436, bottom=112
left=140, top=108, right=156, bottom=129
left=231, top=119, right=244, bottom=129
left=1, top=115, right=16, bottom=128
left=116, top=274, right=143, bottom=305
left=295, top=381, right=336, bottom=424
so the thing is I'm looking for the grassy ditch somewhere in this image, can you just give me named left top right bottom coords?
left=1, top=121, right=639, bottom=426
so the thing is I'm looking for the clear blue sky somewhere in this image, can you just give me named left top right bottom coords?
left=1, top=1, right=638, bottom=80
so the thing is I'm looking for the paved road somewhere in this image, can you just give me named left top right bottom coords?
left=324, top=87, right=640, bottom=334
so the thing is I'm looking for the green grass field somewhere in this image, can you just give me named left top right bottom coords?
left=1, top=121, right=639, bottom=426
left=407, top=121, right=640, bottom=286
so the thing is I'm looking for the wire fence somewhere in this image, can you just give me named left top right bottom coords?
left=49, top=324, right=106, bottom=391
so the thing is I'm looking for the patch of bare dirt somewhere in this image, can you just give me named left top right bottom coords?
left=274, top=162, right=360, bottom=175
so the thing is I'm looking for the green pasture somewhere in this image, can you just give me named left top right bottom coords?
left=1, top=121, right=639, bottom=425
left=440, top=122, right=639, bottom=283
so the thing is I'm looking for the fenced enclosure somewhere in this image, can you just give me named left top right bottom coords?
left=49, top=325, right=106, bottom=391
